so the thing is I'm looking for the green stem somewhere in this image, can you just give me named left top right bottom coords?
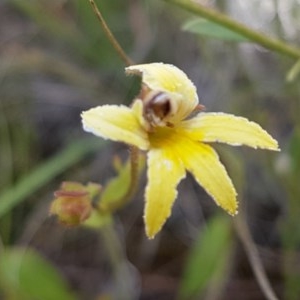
left=164, top=0, right=300, bottom=59
left=88, top=0, right=133, bottom=66
left=101, top=146, right=140, bottom=213
left=100, top=222, right=136, bottom=299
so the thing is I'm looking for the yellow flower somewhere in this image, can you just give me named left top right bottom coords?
left=81, top=62, right=279, bottom=239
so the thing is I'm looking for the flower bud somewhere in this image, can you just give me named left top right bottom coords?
left=50, top=181, right=101, bottom=226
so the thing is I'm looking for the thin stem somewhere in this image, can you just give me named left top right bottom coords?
left=100, top=221, right=136, bottom=299
left=233, top=215, right=279, bottom=300
left=124, top=146, right=140, bottom=205
left=88, top=0, right=133, bottom=66
left=88, top=1, right=140, bottom=212
left=164, top=0, right=300, bottom=60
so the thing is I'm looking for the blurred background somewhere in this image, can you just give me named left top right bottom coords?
left=0, top=0, right=300, bottom=299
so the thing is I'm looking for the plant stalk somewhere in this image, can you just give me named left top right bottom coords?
left=234, top=215, right=279, bottom=300
left=88, top=0, right=140, bottom=213
left=164, top=0, right=300, bottom=59
left=88, top=0, right=133, bottom=66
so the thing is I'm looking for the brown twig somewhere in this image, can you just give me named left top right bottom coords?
left=234, top=214, right=279, bottom=300
left=88, top=1, right=140, bottom=213
left=88, top=0, right=133, bottom=66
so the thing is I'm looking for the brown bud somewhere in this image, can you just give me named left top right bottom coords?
left=50, top=181, right=100, bottom=226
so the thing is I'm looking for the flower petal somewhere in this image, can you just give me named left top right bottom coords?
left=81, top=105, right=149, bottom=150
left=181, top=113, right=279, bottom=150
left=173, top=138, right=238, bottom=215
left=145, top=148, right=186, bottom=239
left=126, top=63, right=199, bottom=123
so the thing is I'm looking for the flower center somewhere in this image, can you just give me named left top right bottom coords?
left=143, top=91, right=172, bottom=127
left=148, top=126, right=179, bottom=148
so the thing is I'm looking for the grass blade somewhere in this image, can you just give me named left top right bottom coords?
left=0, top=138, right=106, bottom=218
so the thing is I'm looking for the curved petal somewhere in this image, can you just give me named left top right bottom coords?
left=172, top=137, right=238, bottom=215
left=145, top=148, right=186, bottom=239
left=131, top=99, right=151, bottom=131
left=126, top=63, right=199, bottom=123
left=181, top=113, right=279, bottom=150
left=81, top=105, right=149, bottom=150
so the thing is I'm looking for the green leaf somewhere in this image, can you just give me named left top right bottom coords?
left=182, top=18, right=250, bottom=42
left=0, top=247, right=76, bottom=300
left=100, top=160, right=131, bottom=209
left=0, top=138, right=106, bottom=218
left=99, top=155, right=145, bottom=211
left=179, top=215, right=233, bottom=299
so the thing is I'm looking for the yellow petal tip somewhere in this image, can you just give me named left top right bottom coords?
left=222, top=196, right=238, bottom=216
left=144, top=213, right=165, bottom=239
left=228, top=207, right=239, bottom=216
left=186, top=113, right=281, bottom=152
left=258, top=134, right=280, bottom=151
left=272, top=142, right=281, bottom=152
left=145, top=227, right=159, bottom=240
left=144, top=209, right=169, bottom=239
